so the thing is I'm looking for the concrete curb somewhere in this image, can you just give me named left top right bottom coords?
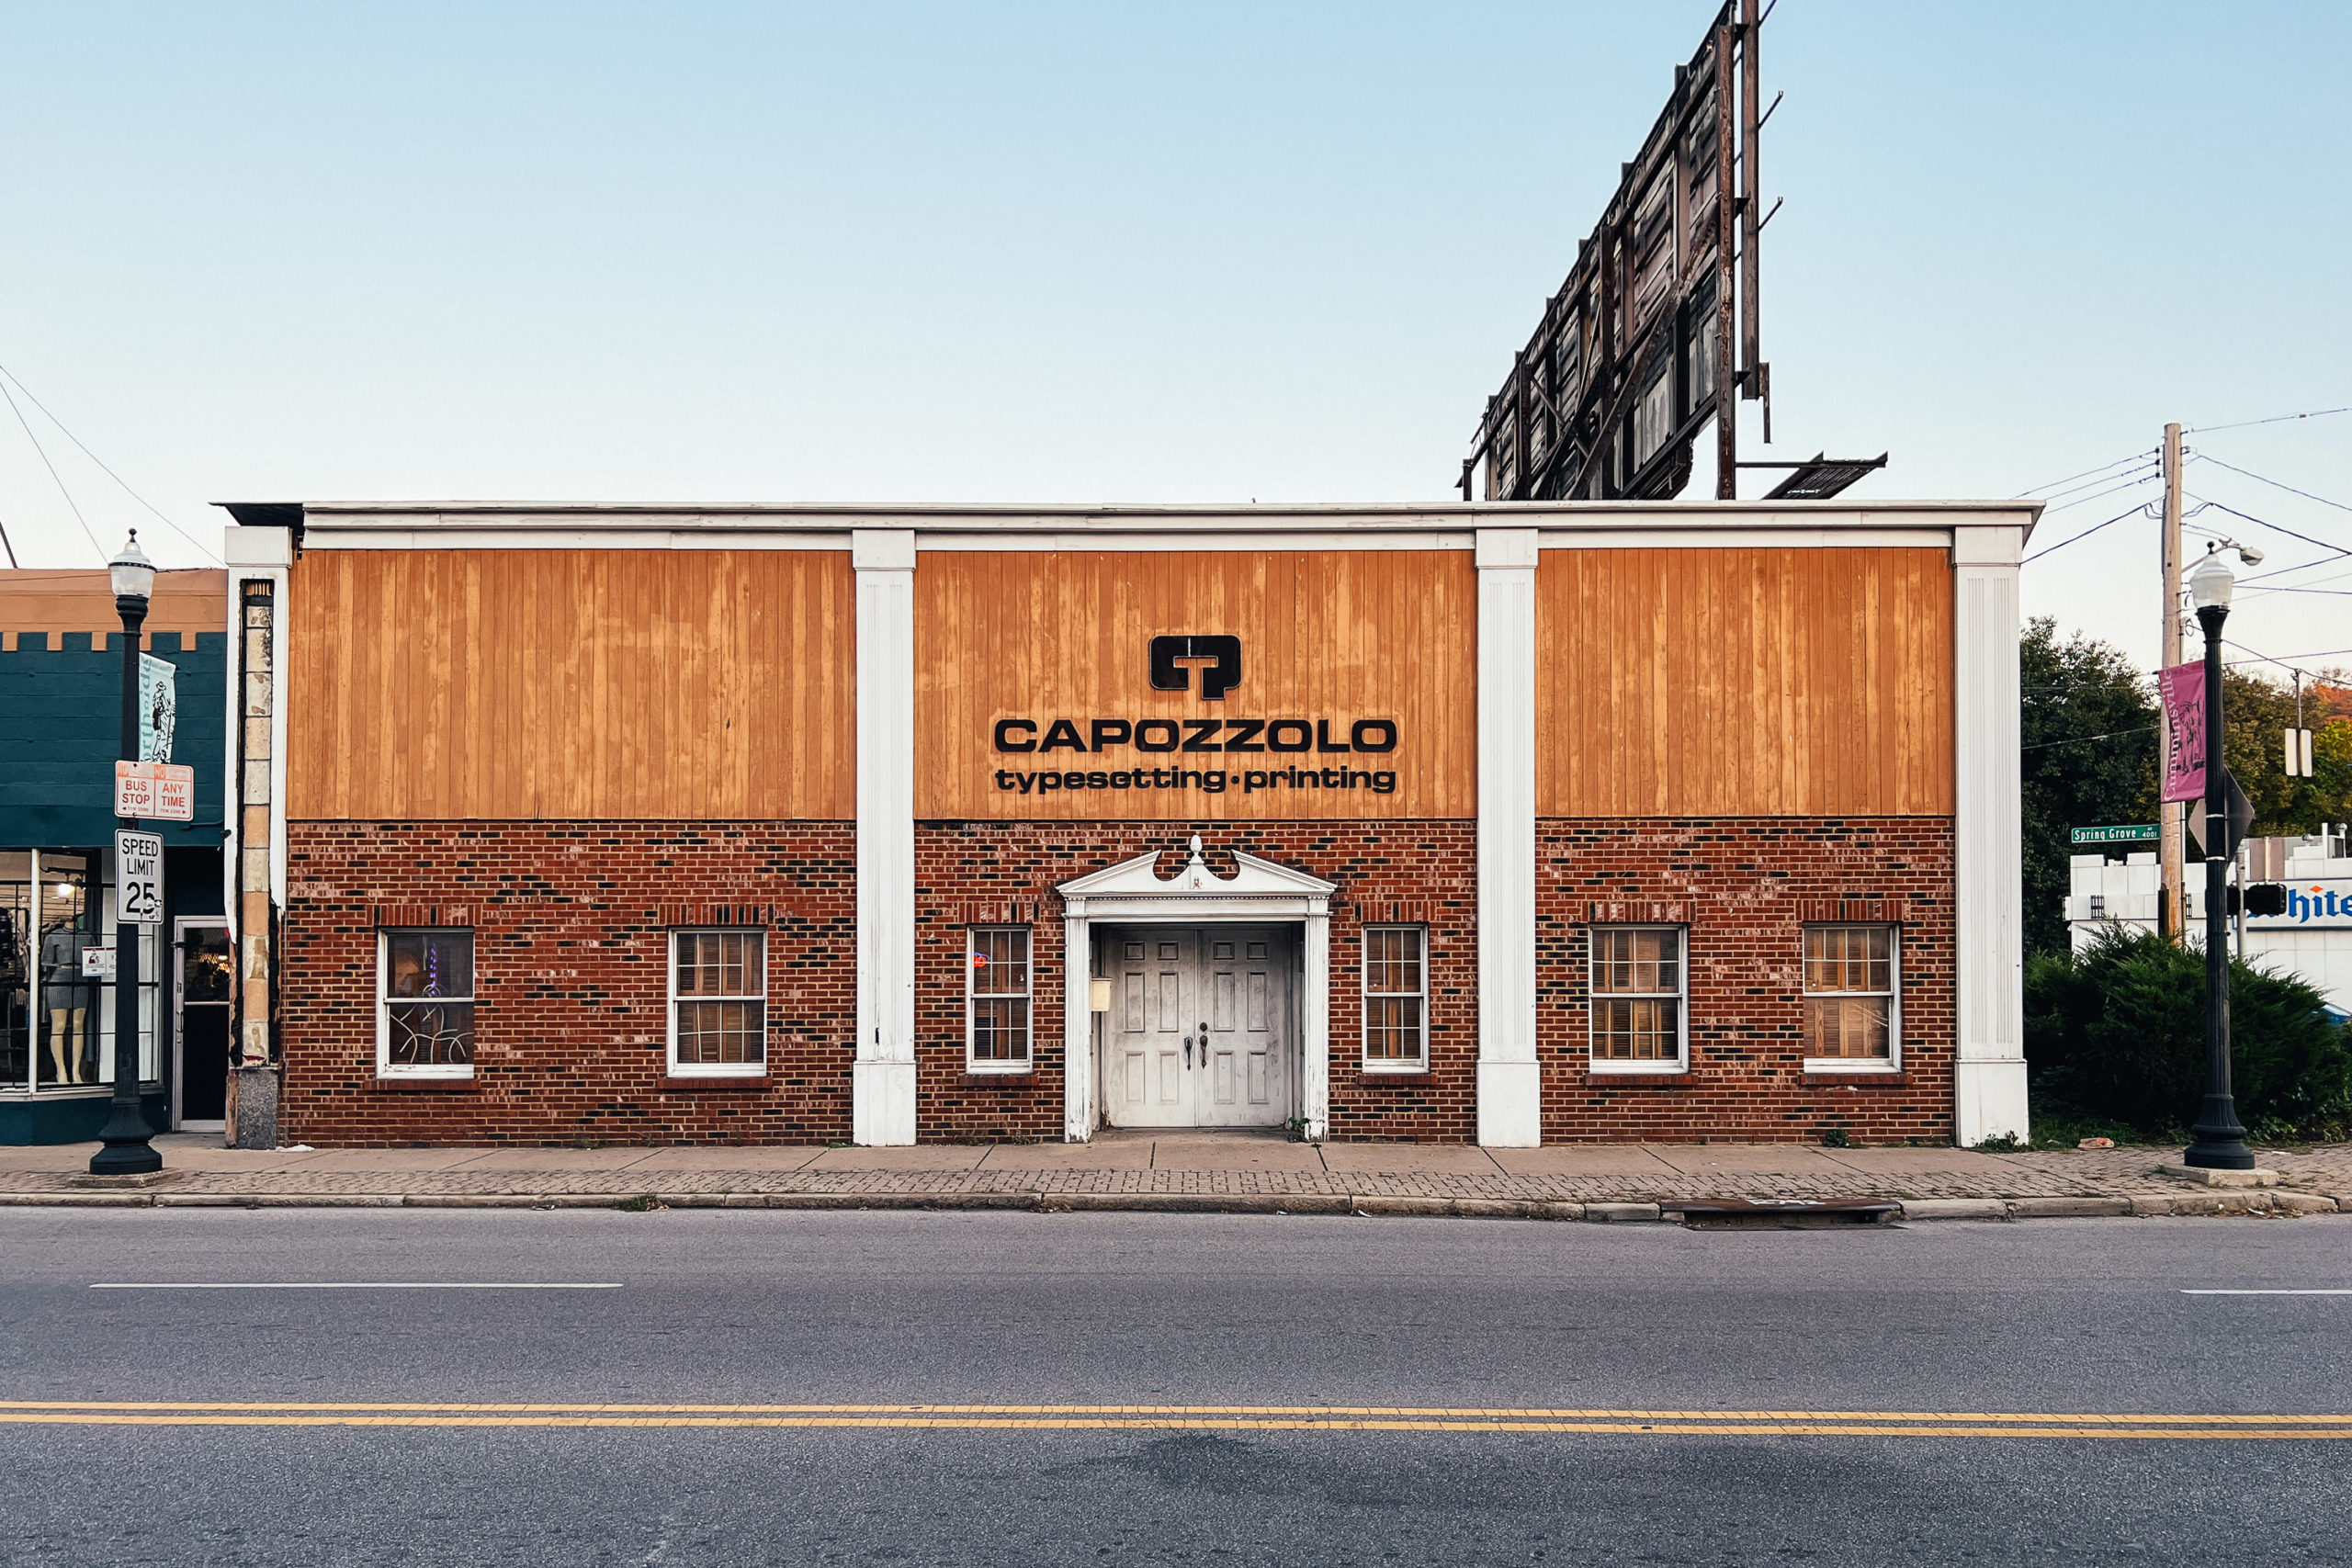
left=0, top=1188, right=2340, bottom=1219
left=1896, top=1199, right=2007, bottom=1221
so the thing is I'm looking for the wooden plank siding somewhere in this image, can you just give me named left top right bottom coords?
left=1536, top=547, right=1953, bottom=818
left=287, top=549, right=854, bottom=820
left=915, top=551, right=1476, bottom=820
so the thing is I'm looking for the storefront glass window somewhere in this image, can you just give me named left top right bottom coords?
left=0, top=852, right=30, bottom=1091
left=34, top=854, right=100, bottom=1089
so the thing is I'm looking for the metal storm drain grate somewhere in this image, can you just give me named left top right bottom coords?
left=1661, top=1197, right=1901, bottom=1230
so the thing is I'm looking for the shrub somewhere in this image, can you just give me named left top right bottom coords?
left=2025, top=927, right=2352, bottom=1139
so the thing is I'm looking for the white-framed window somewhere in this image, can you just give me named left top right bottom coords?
left=967, top=927, right=1032, bottom=1073
left=1362, top=925, right=1428, bottom=1071
left=1589, top=925, right=1686, bottom=1072
left=669, top=930, right=766, bottom=1077
left=378, top=929, right=474, bottom=1078
left=1803, top=924, right=1900, bottom=1071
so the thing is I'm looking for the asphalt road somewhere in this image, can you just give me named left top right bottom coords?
left=1, top=1208, right=2347, bottom=1566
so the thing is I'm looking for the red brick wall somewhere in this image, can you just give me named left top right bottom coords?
left=277, top=814, right=1956, bottom=1147
left=1537, top=817, right=1957, bottom=1145
left=915, top=821, right=1479, bottom=1142
left=280, top=820, right=854, bottom=1146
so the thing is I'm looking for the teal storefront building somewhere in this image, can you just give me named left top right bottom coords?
left=1, top=569, right=226, bottom=1143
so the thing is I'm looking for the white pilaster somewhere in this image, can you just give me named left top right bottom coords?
left=1475, top=526, right=1542, bottom=1146
left=1062, top=912, right=1093, bottom=1142
left=1953, top=523, right=2030, bottom=1145
left=853, top=529, right=918, bottom=1145
left=1302, top=908, right=1330, bottom=1141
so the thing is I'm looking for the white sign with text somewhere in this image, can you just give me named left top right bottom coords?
left=113, top=759, right=194, bottom=822
left=115, top=829, right=164, bottom=928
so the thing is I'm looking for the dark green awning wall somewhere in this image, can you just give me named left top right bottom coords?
left=0, top=633, right=226, bottom=847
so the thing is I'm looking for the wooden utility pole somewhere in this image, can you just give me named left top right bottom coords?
left=2159, top=421, right=2187, bottom=942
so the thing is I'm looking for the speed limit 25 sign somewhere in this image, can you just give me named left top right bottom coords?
left=115, top=829, right=164, bottom=928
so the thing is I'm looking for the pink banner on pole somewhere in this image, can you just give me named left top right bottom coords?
left=2159, top=661, right=2207, bottom=805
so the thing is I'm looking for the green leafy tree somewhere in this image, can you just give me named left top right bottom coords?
left=2221, top=668, right=2352, bottom=835
left=2020, top=619, right=2156, bottom=954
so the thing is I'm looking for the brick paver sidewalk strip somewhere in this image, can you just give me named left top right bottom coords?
left=3, top=1138, right=2346, bottom=1213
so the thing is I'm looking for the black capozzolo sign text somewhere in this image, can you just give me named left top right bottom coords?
left=989, top=633, right=1400, bottom=798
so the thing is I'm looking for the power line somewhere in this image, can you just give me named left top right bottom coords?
left=2190, top=453, right=2352, bottom=515
left=0, top=362, right=221, bottom=564
left=2186, top=406, right=2351, bottom=435
left=2011, top=448, right=2154, bottom=499
left=2181, top=494, right=2351, bottom=561
left=0, top=376, right=104, bottom=564
left=2033, top=468, right=2163, bottom=518
left=2222, top=638, right=2352, bottom=675
left=2245, top=559, right=2352, bottom=592
left=2030, top=459, right=2161, bottom=507
left=2036, top=462, right=2164, bottom=508
left=2021, top=501, right=2151, bottom=565
left=2235, top=549, right=2342, bottom=586
left=2022, top=724, right=2157, bottom=752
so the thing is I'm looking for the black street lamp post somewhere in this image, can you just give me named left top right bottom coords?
left=2183, top=547, right=2253, bottom=1171
left=88, top=532, right=163, bottom=1177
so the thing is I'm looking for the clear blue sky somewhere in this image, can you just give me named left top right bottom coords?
left=3, top=1, right=2346, bottom=680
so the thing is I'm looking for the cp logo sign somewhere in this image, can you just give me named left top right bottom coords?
left=1148, top=636, right=1242, bottom=702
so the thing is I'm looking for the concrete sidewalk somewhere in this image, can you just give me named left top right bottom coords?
left=2, top=1133, right=2346, bottom=1220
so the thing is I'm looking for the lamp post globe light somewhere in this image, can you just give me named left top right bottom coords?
left=2183, top=545, right=2253, bottom=1171
left=88, top=531, right=162, bottom=1177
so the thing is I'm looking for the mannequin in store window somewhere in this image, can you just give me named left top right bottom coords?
left=40, top=920, right=90, bottom=1086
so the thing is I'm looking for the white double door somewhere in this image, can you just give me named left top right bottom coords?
left=1103, top=927, right=1293, bottom=1129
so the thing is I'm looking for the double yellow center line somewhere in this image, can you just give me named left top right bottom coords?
left=2, top=1402, right=2346, bottom=1439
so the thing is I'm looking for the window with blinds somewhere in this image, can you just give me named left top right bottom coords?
left=1804, top=925, right=1898, bottom=1066
left=671, top=930, right=766, bottom=1075
left=1589, top=926, right=1685, bottom=1070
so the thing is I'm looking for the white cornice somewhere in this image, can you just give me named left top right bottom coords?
left=273, top=499, right=2042, bottom=550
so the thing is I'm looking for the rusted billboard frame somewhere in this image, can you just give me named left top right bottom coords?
left=1463, top=2, right=1768, bottom=503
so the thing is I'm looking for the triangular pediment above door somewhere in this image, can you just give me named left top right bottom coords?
left=1056, top=840, right=1335, bottom=917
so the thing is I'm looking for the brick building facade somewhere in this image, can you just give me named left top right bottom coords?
left=220, top=501, right=2035, bottom=1150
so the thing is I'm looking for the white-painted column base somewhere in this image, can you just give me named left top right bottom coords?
left=1476, top=1060, right=1543, bottom=1147
left=1955, top=1058, right=2029, bottom=1146
left=853, top=1060, right=918, bottom=1146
